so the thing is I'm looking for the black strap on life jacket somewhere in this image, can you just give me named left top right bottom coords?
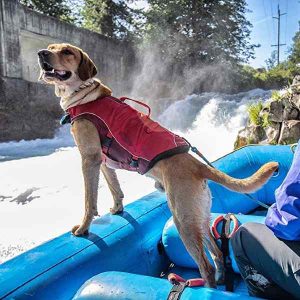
left=220, top=213, right=236, bottom=292
left=101, top=130, right=139, bottom=170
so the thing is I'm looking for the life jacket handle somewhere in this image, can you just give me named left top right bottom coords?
left=168, top=273, right=205, bottom=287
left=119, top=96, right=151, bottom=117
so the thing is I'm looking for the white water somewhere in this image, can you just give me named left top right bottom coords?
left=0, top=89, right=271, bottom=263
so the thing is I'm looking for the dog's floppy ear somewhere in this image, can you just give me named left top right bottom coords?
left=78, top=50, right=97, bottom=81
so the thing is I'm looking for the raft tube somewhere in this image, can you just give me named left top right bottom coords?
left=73, top=271, right=254, bottom=300
left=0, top=145, right=294, bottom=299
left=162, top=213, right=266, bottom=273
left=210, top=144, right=293, bottom=213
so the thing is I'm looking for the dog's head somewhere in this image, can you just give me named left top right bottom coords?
left=38, top=43, right=97, bottom=84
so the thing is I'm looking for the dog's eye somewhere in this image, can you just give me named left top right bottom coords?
left=61, top=49, right=73, bottom=55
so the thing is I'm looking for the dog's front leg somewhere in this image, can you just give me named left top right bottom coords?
left=71, top=119, right=102, bottom=236
left=101, top=165, right=124, bottom=214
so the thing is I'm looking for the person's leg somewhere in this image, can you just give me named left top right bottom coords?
left=231, top=222, right=300, bottom=299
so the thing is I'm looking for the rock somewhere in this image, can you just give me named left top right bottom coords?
left=234, top=125, right=266, bottom=149
left=268, top=100, right=284, bottom=122
left=265, top=122, right=280, bottom=144
left=278, top=120, right=300, bottom=145
left=282, top=98, right=300, bottom=120
left=291, top=94, right=300, bottom=110
left=234, top=135, right=248, bottom=149
left=283, top=107, right=299, bottom=120
left=292, top=75, right=300, bottom=85
left=234, top=75, right=300, bottom=148
left=291, top=75, right=300, bottom=94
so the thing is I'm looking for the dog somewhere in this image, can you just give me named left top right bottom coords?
left=38, top=43, right=278, bottom=287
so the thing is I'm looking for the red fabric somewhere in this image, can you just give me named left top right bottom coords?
left=68, top=96, right=189, bottom=174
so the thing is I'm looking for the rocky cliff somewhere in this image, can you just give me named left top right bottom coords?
left=235, top=75, right=300, bottom=148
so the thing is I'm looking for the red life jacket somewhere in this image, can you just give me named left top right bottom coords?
left=68, top=96, right=189, bottom=175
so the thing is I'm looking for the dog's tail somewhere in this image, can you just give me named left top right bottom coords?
left=199, top=161, right=278, bottom=193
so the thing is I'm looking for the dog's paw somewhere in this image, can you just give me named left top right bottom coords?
left=71, top=225, right=89, bottom=236
left=110, top=202, right=123, bottom=215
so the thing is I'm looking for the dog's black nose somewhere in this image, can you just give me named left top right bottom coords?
left=38, top=49, right=51, bottom=57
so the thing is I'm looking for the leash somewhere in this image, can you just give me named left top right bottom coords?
left=167, top=273, right=205, bottom=300
left=189, top=144, right=270, bottom=210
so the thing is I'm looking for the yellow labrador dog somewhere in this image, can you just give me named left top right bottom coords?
left=38, top=43, right=278, bottom=287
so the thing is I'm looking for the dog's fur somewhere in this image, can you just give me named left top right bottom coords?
left=38, top=43, right=278, bottom=287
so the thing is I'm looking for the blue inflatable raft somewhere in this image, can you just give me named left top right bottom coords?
left=0, top=145, right=295, bottom=299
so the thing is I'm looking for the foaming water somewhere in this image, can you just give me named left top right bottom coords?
left=0, top=125, right=75, bottom=162
left=0, top=88, right=272, bottom=262
left=159, top=89, right=271, bottom=160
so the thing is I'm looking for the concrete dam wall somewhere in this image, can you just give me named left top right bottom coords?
left=0, top=0, right=135, bottom=142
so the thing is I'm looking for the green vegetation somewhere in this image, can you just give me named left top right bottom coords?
left=271, top=90, right=283, bottom=101
left=247, top=102, right=263, bottom=126
left=249, top=28, right=300, bottom=90
left=261, top=112, right=270, bottom=128
left=81, top=0, right=141, bottom=41
left=246, top=101, right=271, bottom=128
left=143, top=0, right=256, bottom=64
left=20, top=0, right=75, bottom=23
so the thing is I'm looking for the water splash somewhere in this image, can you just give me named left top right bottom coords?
left=0, top=125, right=75, bottom=162
left=159, top=89, right=271, bottom=160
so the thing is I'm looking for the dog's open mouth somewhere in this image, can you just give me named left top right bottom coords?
left=41, top=62, right=72, bottom=81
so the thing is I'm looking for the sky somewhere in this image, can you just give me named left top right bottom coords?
left=246, top=0, right=300, bottom=68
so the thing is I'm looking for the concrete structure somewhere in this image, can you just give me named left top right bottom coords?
left=0, top=0, right=135, bottom=142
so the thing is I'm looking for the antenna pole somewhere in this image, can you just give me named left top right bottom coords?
left=271, top=4, right=286, bottom=65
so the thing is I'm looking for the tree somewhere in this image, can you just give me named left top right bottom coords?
left=144, top=0, right=258, bottom=65
left=81, top=0, right=142, bottom=41
left=288, top=27, right=300, bottom=65
left=20, top=0, right=74, bottom=23
left=131, top=0, right=259, bottom=98
left=265, top=50, right=277, bottom=71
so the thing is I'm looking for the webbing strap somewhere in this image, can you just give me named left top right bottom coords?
left=102, top=132, right=113, bottom=155
left=221, top=213, right=236, bottom=292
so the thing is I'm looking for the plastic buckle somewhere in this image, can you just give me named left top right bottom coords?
left=129, top=156, right=139, bottom=168
left=102, top=137, right=112, bottom=148
left=60, top=114, right=71, bottom=125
